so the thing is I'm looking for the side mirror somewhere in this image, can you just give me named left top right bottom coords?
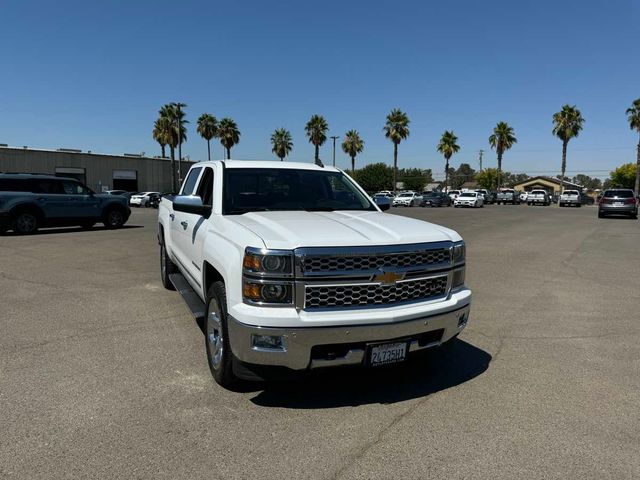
left=374, top=196, right=391, bottom=211
left=173, top=195, right=211, bottom=216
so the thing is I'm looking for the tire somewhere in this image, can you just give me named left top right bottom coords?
left=12, top=210, right=39, bottom=235
left=205, top=281, right=238, bottom=388
left=410, top=201, right=414, bottom=207
left=103, top=208, right=125, bottom=229
left=160, top=238, right=177, bottom=291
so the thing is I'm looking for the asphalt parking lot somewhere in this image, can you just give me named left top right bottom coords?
left=1, top=204, right=639, bottom=479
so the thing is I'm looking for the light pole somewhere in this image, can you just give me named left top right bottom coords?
left=330, top=135, right=340, bottom=167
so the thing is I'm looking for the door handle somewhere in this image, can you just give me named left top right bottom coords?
left=169, top=214, right=175, bottom=220
left=180, top=221, right=188, bottom=230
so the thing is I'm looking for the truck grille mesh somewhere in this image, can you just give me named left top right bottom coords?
left=305, top=276, right=448, bottom=309
left=301, top=249, right=450, bottom=274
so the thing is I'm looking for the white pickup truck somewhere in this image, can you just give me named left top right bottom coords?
left=559, top=190, right=582, bottom=207
left=158, top=161, right=471, bottom=387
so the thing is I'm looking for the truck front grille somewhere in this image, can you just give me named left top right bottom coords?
left=301, top=248, right=450, bottom=275
left=304, top=275, right=448, bottom=309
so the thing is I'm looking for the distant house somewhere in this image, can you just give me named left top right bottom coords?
left=423, top=182, right=442, bottom=192
left=513, top=176, right=583, bottom=195
left=461, top=181, right=479, bottom=190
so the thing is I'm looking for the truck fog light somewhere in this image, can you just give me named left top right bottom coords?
left=251, top=334, right=285, bottom=351
left=458, top=313, right=468, bottom=327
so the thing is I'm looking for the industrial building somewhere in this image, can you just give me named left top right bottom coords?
left=0, top=145, right=196, bottom=193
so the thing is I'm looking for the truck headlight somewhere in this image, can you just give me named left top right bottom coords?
left=243, top=248, right=293, bottom=276
left=452, top=241, right=465, bottom=265
left=243, top=280, right=294, bottom=305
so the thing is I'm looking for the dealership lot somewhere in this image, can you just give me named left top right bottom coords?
left=1, top=206, right=639, bottom=479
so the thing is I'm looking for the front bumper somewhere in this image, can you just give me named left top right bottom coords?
left=455, top=201, right=475, bottom=207
left=227, top=303, right=470, bottom=371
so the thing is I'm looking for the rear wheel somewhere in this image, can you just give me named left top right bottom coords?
left=205, top=282, right=238, bottom=388
left=160, top=239, right=177, bottom=290
left=103, top=208, right=125, bottom=229
left=13, top=211, right=39, bottom=235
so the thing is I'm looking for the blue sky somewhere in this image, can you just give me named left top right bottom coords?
left=1, top=0, right=638, bottom=180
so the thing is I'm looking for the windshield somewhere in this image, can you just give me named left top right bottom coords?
left=223, top=168, right=376, bottom=214
left=604, top=190, right=633, bottom=198
left=460, top=192, right=475, bottom=197
left=398, top=193, right=413, bottom=197
left=563, top=190, right=578, bottom=195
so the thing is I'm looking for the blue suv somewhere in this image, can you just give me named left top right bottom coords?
left=0, top=173, right=131, bottom=234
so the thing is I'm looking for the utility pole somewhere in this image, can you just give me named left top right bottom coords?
left=478, top=149, right=484, bottom=171
left=330, top=136, right=340, bottom=167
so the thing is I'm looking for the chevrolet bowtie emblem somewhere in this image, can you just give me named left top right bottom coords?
left=372, top=270, right=405, bottom=285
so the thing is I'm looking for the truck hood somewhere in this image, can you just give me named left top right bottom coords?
left=226, top=211, right=461, bottom=249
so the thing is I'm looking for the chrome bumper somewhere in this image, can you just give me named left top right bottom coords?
left=227, top=304, right=470, bottom=370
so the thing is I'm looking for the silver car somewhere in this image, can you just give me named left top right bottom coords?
left=598, top=189, right=638, bottom=219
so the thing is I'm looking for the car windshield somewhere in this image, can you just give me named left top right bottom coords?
left=563, top=191, right=578, bottom=195
left=398, top=193, right=413, bottom=197
left=460, top=192, right=475, bottom=197
left=604, top=190, right=633, bottom=198
left=223, top=168, right=376, bottom=214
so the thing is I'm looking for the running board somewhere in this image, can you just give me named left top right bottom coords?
left=169, top=273, right=206, bottom=322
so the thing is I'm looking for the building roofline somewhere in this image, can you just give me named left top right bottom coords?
left=0, top=145, right=199, bottom=163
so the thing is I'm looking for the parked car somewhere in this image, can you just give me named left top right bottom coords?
left=559, top=190, right=581, bottom=207
left=598, top=189, right=638, bottom=219
left=392, top=192, right=420, bottom=207
left=475, top=189, right=494, bottom=204
left=374, top=190, right=395, bottom=198
left=158, top=160, right=470, bottom=388
left=454, top=191, right=484, bottom=208
left=520, top=191, right=529, bottom=202
left=420, top=191, right=451, bottom=207
left=580, top=193, right=595, bottom=205
left=130, top=191, right=161, bottom=207
left=496, top=189, right=520, bottom=205
left=372, top=194, right=392, bottom=210
left=146, top=192, right=163, bottom=209
left=447, top=190, right=461, bottom=200
left=527, top=189, right=551, bottom=206
left=0, top=173, right=131, bottom=234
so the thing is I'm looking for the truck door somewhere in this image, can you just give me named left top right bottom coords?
left=173, top=166, right=214, bottom=293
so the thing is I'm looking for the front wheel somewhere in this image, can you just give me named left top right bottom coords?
left=160, top=240, right=177, bottom=290
left=205, top=282, right=238, bottom=388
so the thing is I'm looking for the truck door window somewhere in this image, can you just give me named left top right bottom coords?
left=196, top=168, right=214, bottom=205
left=180, top=167, right=203, bottom=195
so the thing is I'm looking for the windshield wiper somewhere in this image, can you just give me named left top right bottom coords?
left=227, top=207, right=272, bottom=214
left=304, top=207, right=336, bottom=212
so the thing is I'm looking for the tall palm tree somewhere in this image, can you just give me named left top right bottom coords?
left=158, top=103, right=188, bottom=192
left=152, top=117, right=171, bottom=158
left=552, top=105, right=585, bottom=195
left=341, top=130, right=364, bottom=173
left=436, top=131, right=460, bottom=191
left=197, top=113, right=218, bottom=161
left=270, top=128, right=293, bottom=161
left=626, top=99, right=640, bottom=194
left=488, top=122, right=517, bottom=191
left=383, top=109, right=410, bottom=193
left=305, top=115, right=329, bottom=167
left=217, top=118, right=240, bottom=159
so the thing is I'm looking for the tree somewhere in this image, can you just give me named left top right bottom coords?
left=197, top=113, right=218, bottom=161
left=626, top=99, right=640, bottom=193
left=217, top=118, right=240, bottom=159
left=270, top=128, right=293, bottom=161
left=609, top=163, right=637, bottom=189
left=341, top=130, right=364, bottom=173
left=572, top=174, right=602, bottom=191
left=436, top=131, right=460, bottom=191
left=488, top=122, right=517, bottom=190
left=399, top=168, right=427, bottom=192
left=383, top=109, right=410, bottom=193
left=451, top=163, right=476, bottom=190
left=158, top=103, right=188, bottom=193
left=352, top=163, right=393, bottom=192
left=475, top=168, right=500, bottom=191
left=152, top=117, right=171, bottom=158
left=552, top=104, right=585, bottom=194
left=305, top=114, right=328, bottom=166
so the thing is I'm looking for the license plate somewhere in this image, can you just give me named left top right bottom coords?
left=368, top=341, right=409, bottom=367
left=614, top=202, right=623, bottom=206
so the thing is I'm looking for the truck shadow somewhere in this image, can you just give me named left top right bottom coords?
left=249, top=339, right=491, bottom=409
left=2, top=225, right=144, bottom=236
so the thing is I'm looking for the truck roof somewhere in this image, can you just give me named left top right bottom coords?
left=200, top=160, right=342, bottom=172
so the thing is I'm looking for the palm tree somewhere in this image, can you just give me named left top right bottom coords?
left=626, top=99, right=640, bottom=194
left=197, top=113, right=218, bottom=161
left=217, top=118, right=240, bottom=159
left=488, top=122, right=517, bottom=191
left=152, top=117, right=170, bottom=158
left=341, top=130, right=364, bottom=173
left=305, top=114, right=329, bottom=166
left=383, top=109, right=410, bottom=193
left=158, top=103, right=188, bottom=192
left=270, top=128, right=293, bottom=161
left=436, top=131, right=460, bottom=191
left=552, top=105, right=585, bottom=195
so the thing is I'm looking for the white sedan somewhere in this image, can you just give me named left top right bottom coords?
left=454, top=191, right=484, bottom=208
left=130, top=192, right=160, bottom=207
